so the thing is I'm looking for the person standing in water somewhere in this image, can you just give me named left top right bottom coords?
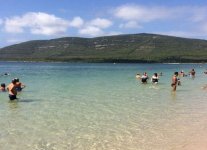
left=7, top=79, right=18, bottom=100
left=179, top=70, right=185, bottom=77
left=141, top=72, right=149, bottom=84
left=151, top=73, right=159, bottom=84
left=171, top=72, right=179, bottom=91
left=189, top=69, right=196, bottom=78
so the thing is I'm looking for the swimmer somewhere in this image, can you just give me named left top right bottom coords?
left=151, top=73, right=159, bottom=84
left=136, top=73, right=141, bottom=79
left=7, top=79, right=18, bottom=100
left=204, top=69, right=207, bottom=74
left=0, top=83, right=6, bottom=92
left=179, top=70, right=186, bottom=77
left=4, top=73, right=10, bottom=76
left=1, top=72, right=10, bottom=76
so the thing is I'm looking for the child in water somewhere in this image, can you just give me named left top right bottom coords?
left=136, top=73, right=141, bottom=79
left=0, top=83, right=6, bottom=92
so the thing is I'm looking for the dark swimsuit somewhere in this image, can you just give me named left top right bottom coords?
left=9, top=94, right=17, bottom=100
left=141, top=78, right=148, bottom=83
left=171, top=76, right=178, bottom=86
left=16, top=87, right=22, bottom=91
left=152, top=78, right=158, bottom=83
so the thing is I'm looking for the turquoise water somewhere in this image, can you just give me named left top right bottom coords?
left=0, top=62, right=207, bottom=150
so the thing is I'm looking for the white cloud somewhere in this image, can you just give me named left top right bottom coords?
left=113, top=5, right=207, bottom=23
left=69, top=17, right=84, bottom=28
left=79, top=26, right=104, bottom=36
left=4, top=16, right=25, bottom=33
left=4, top=12, right=69, bottom=35
left=2, top=5, right=207, bottom=41
left=113, top=4, right=170, bottom=22
left=78, top=18, right=112, bottom=37
left=89, top=18, right=112, bottom=29
left=119, top=21, right=142, bottom=29
left=112, top=4, right=207, bottom=38
left=2, top=13, right=113, bottom=38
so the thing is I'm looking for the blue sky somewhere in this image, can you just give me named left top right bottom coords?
left=0, top=0, right=207, bottom=47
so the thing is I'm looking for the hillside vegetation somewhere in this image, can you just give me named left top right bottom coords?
left=1, top=33, right=207, bottom=62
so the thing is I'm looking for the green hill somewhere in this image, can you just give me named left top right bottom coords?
left=1, top=33, right=207, bottom=62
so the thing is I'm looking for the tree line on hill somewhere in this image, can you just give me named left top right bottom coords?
left=1, top=33, right=207, bottom=63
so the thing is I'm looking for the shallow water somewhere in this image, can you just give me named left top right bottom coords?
left=0, top=62, right=207, bottom=150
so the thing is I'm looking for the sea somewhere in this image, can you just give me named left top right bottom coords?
left=0, top=62, right=207, bottom=150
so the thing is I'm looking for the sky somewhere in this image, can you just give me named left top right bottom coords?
left=0, top=0, right=207, bottom=47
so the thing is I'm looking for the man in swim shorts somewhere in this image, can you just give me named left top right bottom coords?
left=7, top=79, right=18, bottom=100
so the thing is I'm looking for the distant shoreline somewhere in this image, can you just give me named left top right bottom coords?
left=0, top=60, right=206, bottom=64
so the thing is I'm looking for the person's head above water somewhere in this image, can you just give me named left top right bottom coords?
left=1, top=83, right=5, bottom=88
left=14, top=78, right=19, bottom=82
left=12, top=79, right=17, bottom=84
left=154, top=73, right=158, bottom=77
left=174, top=72, right=178, bottom=76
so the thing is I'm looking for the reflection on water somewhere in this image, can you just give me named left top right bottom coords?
left=0, top=62, right=207, bottom=150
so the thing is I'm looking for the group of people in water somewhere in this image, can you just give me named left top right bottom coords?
left=0, top=77, right=25, bottom=100
left=136, top=68, right=197, bottom=91
left=136, top=72, right=162, bottom=84
left=136, top=72, right=160, bottom=84
left=0, top=67, right=205, bottom=100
